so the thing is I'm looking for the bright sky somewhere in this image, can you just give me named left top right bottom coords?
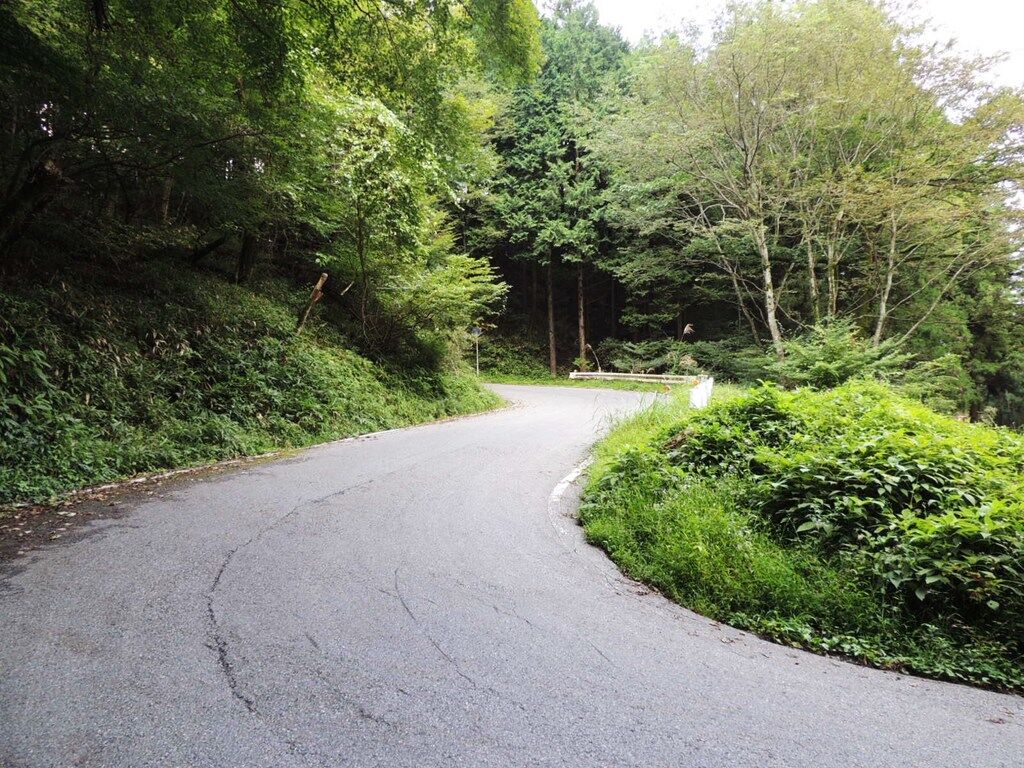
left=586, top=0, right=1024, bottom=88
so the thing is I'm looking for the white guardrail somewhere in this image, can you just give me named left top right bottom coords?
left=567, top=371, right=715, bottom=409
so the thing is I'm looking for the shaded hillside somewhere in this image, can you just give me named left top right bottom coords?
left=0, top=254, right=497, bottom=505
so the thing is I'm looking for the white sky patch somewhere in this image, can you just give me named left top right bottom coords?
left=584, top=0, right=1024, bottom=89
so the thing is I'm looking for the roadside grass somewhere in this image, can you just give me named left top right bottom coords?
left=587, top=384, right=743, bottom=475
left=476, top=334, right=671, bottom=392
left=0, top=257, right=500, bottom=507
left=581, top=382, right=1024, bottom=692
left=482, top=372, right=671, bottom=393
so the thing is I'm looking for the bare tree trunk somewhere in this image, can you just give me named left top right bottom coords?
left=356, top=212, right=370, bottom=338
left=712, top=233, right=760, bottom=345
left=873, top=219, right=897, bottom=345
left=0, top=160, right=64, bottom=251
left=189, top=233, right=228, bottom=264
left=160, top=177, right=173, bottom=223
left=547, top=259, right=557, bottom=377
left=271, top=229, right=288, bottom=268
left=102, top=187, right=117, bottom=219
left=530, top=263, right=539, bottom=338
left=826, top=241, right=839, bottom=318
left=609, top=279, right=617, bottom=339
left=753, top=224, right=785, bottom=358
left=805, top=238, right=820, bottom=322
left=576, top=265, right=587, bottom=371
left=896, top=257, right=975, bottom=346
left=235, top=230, right=258, bottom=283
left=92, top=0, right=110, bottom=30
left=722, top=267, right=759, bottom=344
left=297, top=273, right=329, bottom=334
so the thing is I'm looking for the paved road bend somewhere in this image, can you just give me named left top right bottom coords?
left=1, top=385, right=1021, bottom=767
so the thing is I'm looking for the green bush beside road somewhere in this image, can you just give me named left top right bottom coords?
left=581, top=381, right=1024, bottom=691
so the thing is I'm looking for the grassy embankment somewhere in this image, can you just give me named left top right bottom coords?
left=483, top=372, right=671, bottom=392
left=582, top=381, right=1024, bottom=692
left=0, top=257, right=499, bottom=506
left=477, top=335, right=674, bottom=392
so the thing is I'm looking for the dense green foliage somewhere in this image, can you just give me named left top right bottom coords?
left=0, top=0, right=544, bottom=501
left=0, top=255, right=498, bottom=505
left=475, top=336, right=667, bottom=390
left=1, top=0, right=538, bottom=357
left=583, top=382, right=1024, bottom=690
left=477, top=334, right=553, bottom=379
left=467, top=0, right=1024, bottom=426
left=768, top=321, right=909, bottom=389
left=471, top=1, right=627, bottom=373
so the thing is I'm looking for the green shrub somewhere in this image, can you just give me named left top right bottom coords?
left=583, top=380, right=1024, bottom=691
left=685, top=339, right=774, bottom=382
left=750, top=432, right=990, bottom=543
left=597, top=337, right=771, bottom=382
left=592, top=326, right=987, bottom=416
left=476, top=334, right=551, bottom=378
left=864, top=502, right=1024, bottom=632
left=663, top=384, right=802, bottom=473
left=599, top=339, right=695, bottom=375
left=771, top=319, right=909, bottom=389
left=582, top=464, right=881, bottom=634
left=895, top=353, right=975, bottom=416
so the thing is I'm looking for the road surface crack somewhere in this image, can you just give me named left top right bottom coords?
left=392, top=567, right=529, bottom=713
left=206, top=548, right=258, bottom=714
left=393, top=567, right=481, bottom=689
left=589, top=640, right=615, bottom=667
left=202, top=492, right=387, bottom=765
left=202, top=479, right=380, bottom=716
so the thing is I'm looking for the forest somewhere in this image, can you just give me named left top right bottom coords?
left=3, top=0, right=1024, bottom=698
left=3, top=0, right=1023, bottom=441
left=0, top=0, right=542, bottom=502
left=471, top=0, right=1024, bottom=427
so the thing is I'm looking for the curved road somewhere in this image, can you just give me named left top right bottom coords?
left=2, top=385, right=1021, bottom=767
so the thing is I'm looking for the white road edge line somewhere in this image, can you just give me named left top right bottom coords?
left=550, top=458, right=592, bottom=508
left=547, top=456, right=593, bottom=540
left=544, top=454, right=766, bottom=639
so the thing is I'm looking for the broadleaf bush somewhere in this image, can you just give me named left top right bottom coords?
left=582, top=379, right=1024, bottom=691
left=771, top=319, right=910, bottom=389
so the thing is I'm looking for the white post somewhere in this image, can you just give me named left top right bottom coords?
left=689, top=377, right=714, bottom=409
left=471, top=326, right=482, bottom=376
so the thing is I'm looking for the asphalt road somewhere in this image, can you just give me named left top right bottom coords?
left=2, top=384, right=1022, bottom=767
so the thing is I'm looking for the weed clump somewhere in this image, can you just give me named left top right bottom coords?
left=582, top=381, right=1024, bottom=691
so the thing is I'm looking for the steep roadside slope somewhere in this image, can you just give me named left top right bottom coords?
left=0, top=255, right=497, bottom=505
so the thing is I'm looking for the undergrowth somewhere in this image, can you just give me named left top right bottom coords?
left=478, top=335, right=679, bottom=391
left=483, top=372, right=670, bottom=392
left=581, top=381, right=1024, bottom=692
left=0, top=257, right=499, bottom=505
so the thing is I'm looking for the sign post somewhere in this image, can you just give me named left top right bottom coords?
left=471, top=326, right=482, bottom=376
